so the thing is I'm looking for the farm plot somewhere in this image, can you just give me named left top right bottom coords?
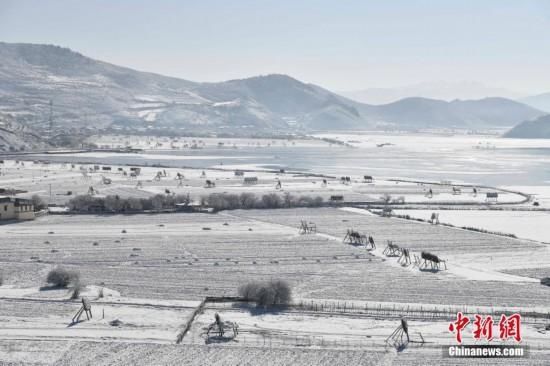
left=1, top=210, right=548, bottom=309
left=0, top=212, right=382, bottom=301
left=1, top=209, right=549, bottom=365
left=0, top=299, right=194, bottom=343
left=393, top=209, right=550, bottom=244
left=235, top=207, right=550, bottom=266
left=183, top=305, right=549, bottom=350
left=501, top=267, right=550, bottom=281
left=0, top=284, right=197, bottom=344
left=0, top=336, right=380, bottom=365
left=2, top=339, right=549, bottom=366
left=230, top=208, right=550, bottom=308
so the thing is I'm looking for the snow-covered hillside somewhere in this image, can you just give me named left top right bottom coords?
left=0, top=42, right=545, bottom=135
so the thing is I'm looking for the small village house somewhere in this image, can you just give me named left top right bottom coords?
left=0, top=197, right=35, bottom=220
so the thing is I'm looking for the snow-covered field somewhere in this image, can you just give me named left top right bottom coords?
left=0, top=287, right=197, bottom=343
left=89, top=135, right=330, bottom=150
left=1, top=208, right=549, bottom=364
left=2, top=133, right=550, bottom=365
left=0, top=159, right=528, bottom=208
left=184, top=304, right=550, bottom=351
left=394, top=209, right=550, bottom=243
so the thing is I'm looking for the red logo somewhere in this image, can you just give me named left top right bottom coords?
left=449, top=313, right=522, bottom=344
left=499, top=314, right=522, bottom=342
left=473, top=314, right=494, bottom=341
left=448, top=312, right=470, bottom=343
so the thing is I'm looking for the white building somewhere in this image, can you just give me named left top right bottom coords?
left=0, top=197, right=35, bottom=220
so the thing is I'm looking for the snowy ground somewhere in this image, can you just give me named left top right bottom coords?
left=0, top=159, right=527, bottom=208
left=7, top=340, right=549, bottom=366
left=1, top=208, right=548, bottom=364
left=88, top=135, right=331, bottom=150
left=1, top=134, right=550, bottom=365
left=0, top=286, right=197, bottom=343
left=184, top=305, right=550, bottom=351
left=393, top=209, right=550, bottom=243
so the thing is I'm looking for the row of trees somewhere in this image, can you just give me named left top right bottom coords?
left=68, top=193, right=191, bottom=213
left=201, top=192, right=324, bottom=211
left=68, top=192, right=324, bottom=213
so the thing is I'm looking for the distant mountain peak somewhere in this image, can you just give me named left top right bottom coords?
left=520, top=92, right=550, bottom=113
left=504, top=114, right=550, bottom=138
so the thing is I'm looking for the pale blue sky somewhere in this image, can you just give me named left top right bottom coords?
left=1, top=0, right=549, bottom=92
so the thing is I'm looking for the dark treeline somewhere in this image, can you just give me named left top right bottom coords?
left=200, top=192, right=323, bottom=211
left=68, top=192, right=323, bottom=213
left=68, top=193, right=191, bottom=213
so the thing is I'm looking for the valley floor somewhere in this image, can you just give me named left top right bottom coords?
left=0, top=208, right=548, bottom=365
left=0, top=143, right=549, bottom=365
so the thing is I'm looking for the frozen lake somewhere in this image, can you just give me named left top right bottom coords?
left=25, top=133, right=550, bottom=187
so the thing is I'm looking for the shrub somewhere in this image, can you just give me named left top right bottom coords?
left=238, top=280, right=292, bottom=307
left=46, top=266, right=79, bottom=288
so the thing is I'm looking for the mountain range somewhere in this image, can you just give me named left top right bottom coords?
left=341, top=81, right=527, bottom=105
left=0, top=42, right=547, bottom=148
left=519, top=93, right=550, bottom=113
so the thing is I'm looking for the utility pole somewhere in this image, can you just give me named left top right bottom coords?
left=48, top=100, right=53, bottom=133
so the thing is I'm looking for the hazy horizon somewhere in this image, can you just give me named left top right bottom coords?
left=1, top=0, right=550, bottom=95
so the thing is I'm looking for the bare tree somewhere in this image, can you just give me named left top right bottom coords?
left=261, top=193, right=282, bottom=208
left=104, top=195, right=122, bottom=212
left=127, top=197, right=143, bottom=211
left=239, top=193, right=257, bottom=208
left=31, top=194, right=46, bottom=211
